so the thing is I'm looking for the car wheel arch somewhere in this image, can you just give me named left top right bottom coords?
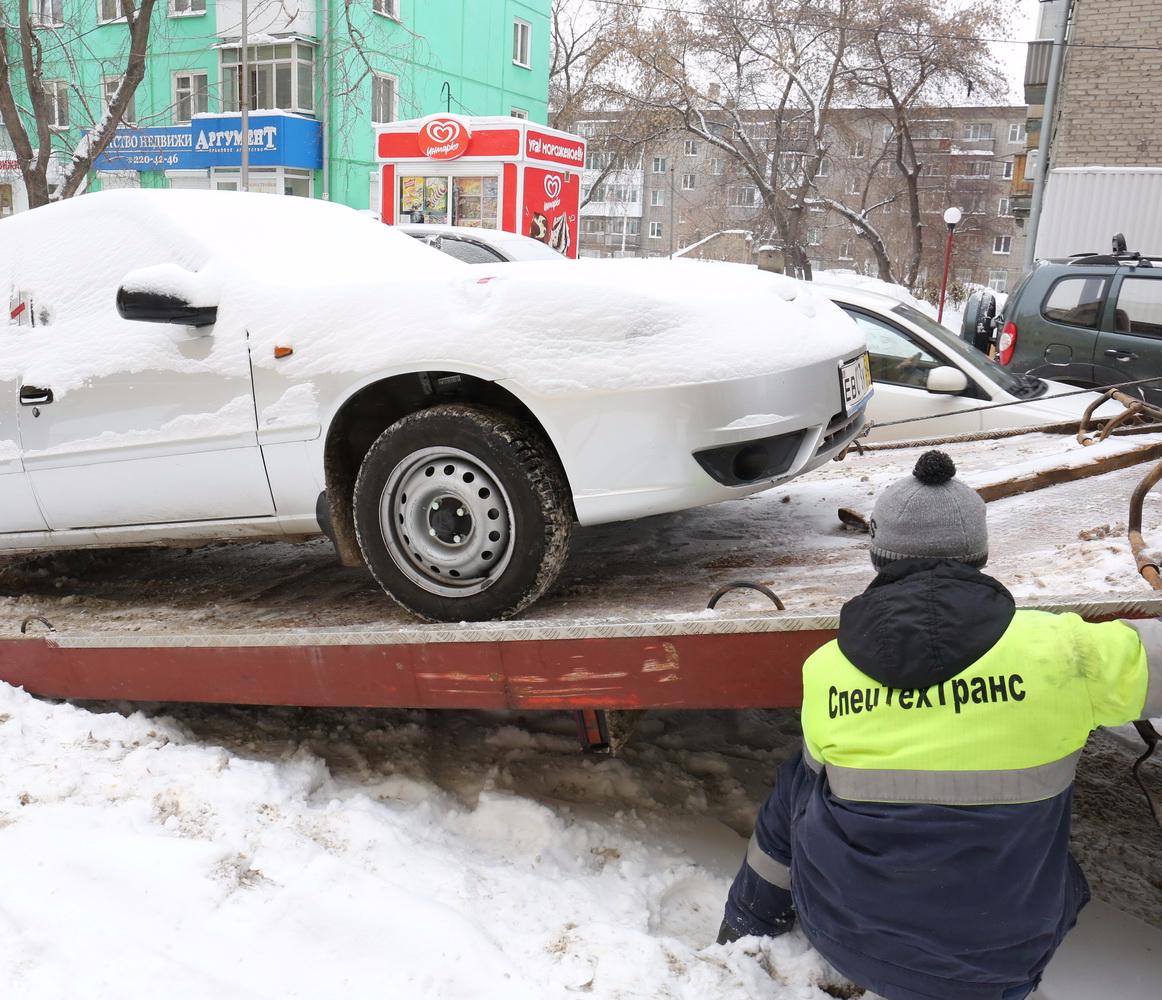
left=320, top=371, right=575, bottom=569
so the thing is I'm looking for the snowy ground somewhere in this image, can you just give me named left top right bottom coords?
left=1, top=688, right=1158, bottom=999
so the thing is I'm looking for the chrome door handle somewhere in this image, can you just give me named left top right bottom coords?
left=19, top=386, right=53, bottom=406
left=1104, top=348, right=1138, bottom=362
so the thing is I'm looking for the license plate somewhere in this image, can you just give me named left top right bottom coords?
left=840, top=353, right=873, bottom=414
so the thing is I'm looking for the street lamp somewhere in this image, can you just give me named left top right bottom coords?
left=937, top=206, right=962, bottom=324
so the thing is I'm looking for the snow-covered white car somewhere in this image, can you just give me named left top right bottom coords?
left=820, top=284, right=1121, bottom=441
left=397, top=224, right=565, bottom=264
left=398, top=229, right=1115, bottom=446
left=0, top=191, right=868, bottom=621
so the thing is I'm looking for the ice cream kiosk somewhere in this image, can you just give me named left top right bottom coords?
left=376, top=115, right=587, bottom=258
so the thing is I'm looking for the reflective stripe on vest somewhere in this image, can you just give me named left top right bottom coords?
left=803, top=743, right=1081, bottom=805
left=746, top=833, right=791, bottom=888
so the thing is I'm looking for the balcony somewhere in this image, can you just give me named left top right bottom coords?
left=1025, top=39, right=1054, bottom=106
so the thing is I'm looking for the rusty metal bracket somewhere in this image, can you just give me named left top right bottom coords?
left=1078, top=390, right=1162, bottom=446
left=1128, top=458, right=1162, bottom=590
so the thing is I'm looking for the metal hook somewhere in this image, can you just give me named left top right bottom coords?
left=707, top=580, right=785, bottom=611
left=20, top=615, right=56, bottom=634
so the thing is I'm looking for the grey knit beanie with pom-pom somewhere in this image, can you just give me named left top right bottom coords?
left=868, top=450, right=988, bottom=570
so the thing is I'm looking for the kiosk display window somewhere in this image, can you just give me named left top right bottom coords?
left=398, top=173, right=498, bottom=227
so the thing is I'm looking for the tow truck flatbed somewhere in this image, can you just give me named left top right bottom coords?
left=4, top=433, right=1162, bottom=709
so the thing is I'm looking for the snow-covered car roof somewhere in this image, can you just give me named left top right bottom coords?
left=2, top=191, right=864, bottom=396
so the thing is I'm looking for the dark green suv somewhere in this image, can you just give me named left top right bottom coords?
left=962, top=239, right=1162, bottom=404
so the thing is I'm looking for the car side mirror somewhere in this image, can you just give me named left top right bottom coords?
left=926, top=366, right=970, bottom=394
left=116, top=264, right=218, bottom=329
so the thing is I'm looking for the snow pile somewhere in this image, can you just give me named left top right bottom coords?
left=0, top=687, right=860, bottom=999
left=0, top=191, right=864, bottom=400
left=1, top=687, right=1158, bottom=999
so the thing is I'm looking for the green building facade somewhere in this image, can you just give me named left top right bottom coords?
left=0, top=0, right=550, bottom=215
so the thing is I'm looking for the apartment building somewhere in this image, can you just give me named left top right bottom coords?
left=576, top=106, right=1027, bottom=293
left=0, top=1, right=549, bottom=216
left=1014, top=0, right=1162, bottom=256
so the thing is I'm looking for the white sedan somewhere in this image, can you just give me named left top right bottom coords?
left=0, top=191, right=869, bottom=621
left=819, top=284, right=1120, bottom=441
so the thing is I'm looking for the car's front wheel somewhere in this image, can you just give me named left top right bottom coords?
left=352, top=404, right=573, bottom=621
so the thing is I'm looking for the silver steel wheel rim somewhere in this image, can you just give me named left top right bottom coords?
left=379, top=446, right=516, bottom=598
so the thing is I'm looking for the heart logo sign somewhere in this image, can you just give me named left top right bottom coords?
left=543, top=175, right=562, bottom=201
left=419, top=118, right=471, bottom=160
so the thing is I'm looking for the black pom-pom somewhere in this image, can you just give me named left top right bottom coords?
left=913, top=450, right=956, bottom=485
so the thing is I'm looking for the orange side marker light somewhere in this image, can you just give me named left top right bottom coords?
left=274, top=345, right=294, bottom=359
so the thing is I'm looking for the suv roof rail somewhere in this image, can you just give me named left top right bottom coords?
left=1066, top=251, right=1159, bottom=267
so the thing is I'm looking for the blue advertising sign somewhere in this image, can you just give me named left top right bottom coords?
left=93, top=113, right=322, bottom=172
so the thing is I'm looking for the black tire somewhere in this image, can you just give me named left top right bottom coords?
left=352, top=404, right=572, bottom=622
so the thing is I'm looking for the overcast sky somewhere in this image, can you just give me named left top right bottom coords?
left=1002, top=0, right=1042, bottom=103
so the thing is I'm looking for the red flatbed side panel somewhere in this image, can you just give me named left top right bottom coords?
left=0, top=631, right=831, bottom=709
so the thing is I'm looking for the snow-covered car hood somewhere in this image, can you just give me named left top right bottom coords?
left=237, top=257, right=865, bottom=395
left=2, top=192, right=864, bottom=398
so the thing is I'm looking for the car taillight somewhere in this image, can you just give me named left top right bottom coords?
left=998, top=320, right=1018, bottom=366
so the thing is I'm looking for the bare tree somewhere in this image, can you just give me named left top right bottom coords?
left=550, top=0, right=672, bottom=210
left=0, top=0, right=156, bottom=207
left=615, top=0, right=860, bottom=278
left=844, top=0, right=1009, bottom=286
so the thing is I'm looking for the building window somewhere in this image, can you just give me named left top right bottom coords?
left=221, top=41, right=316, bottom=114
left=582, top=218, right=604, bottom=235
left=730, top=185, right=757, bottom=207
left=882, top=125, right=893, bottom=143
left=33, top=0, right=63, bottom=25
left=683, top=139, right=697, bottom=156
left=99, top=0, right=125, bottom=22
left=846, top=176, right=860, bottom=195
left=649, top=221, right=663, bottom=239
left=46, top=80, right=69, bottom=129
left=817, top=157, right=830, bottom=178
left=681, top=173, right=696, bottom=190
left=988, top=269, right=1008, bottom=293
left=998, top=197, right=1011, bottom=217
left=709, top=157, right=723, bottom=174
left=851, top=139, right=865, bottom=159
left=171, top=0, right=206, bottom=14
left=102, top=76, right=135, bottom=125
left=964, top=122, right=994, bottom=141
left=839, top=241, right=852, bottom=260
left=993, top=235, right=1012, bottom=255
left=510, top=108, right=528, bottom=120
left=609, top=218, right=640, bottom=236
left=373, top=0, right=398, bottom=18
left=173, top=71, right=208, bottom=123
left=372, top=73, right=397, bottom=124
left=652, top=156, right=667, bottom=173
left=1002, top=160, right=1014, bottom=180
left=651, top=189, right=663, bottom=207
left=513, top=19, right=532, bottom=68
left=807, top=227, right=822, bottom=246
left=966, top=160, right=990, bottom=176
left=1008, top=122, right=1026, bottom=144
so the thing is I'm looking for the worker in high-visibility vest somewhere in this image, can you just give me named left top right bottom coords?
left=717, top=450, right=1161, bottom=1000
